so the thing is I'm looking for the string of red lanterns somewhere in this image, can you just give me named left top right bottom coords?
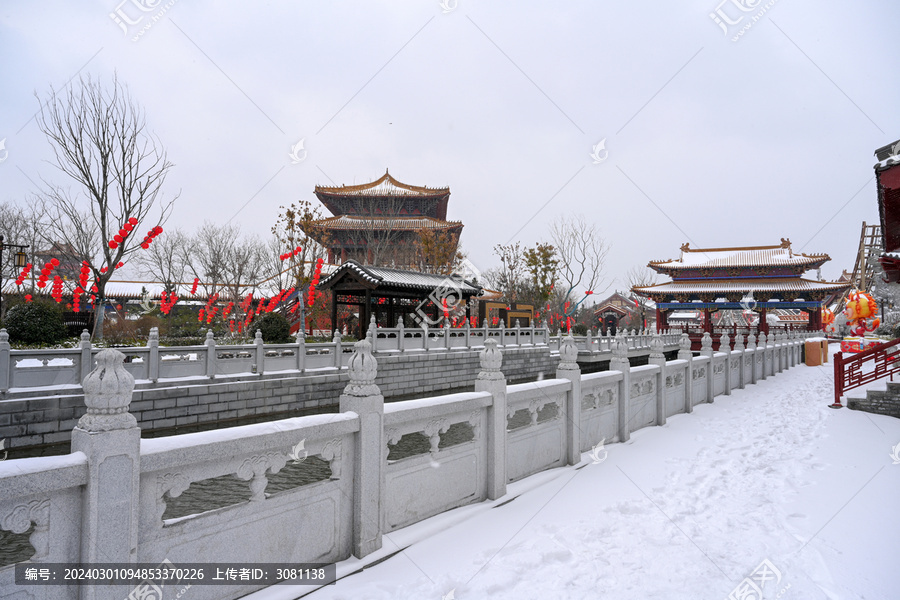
left=279, top=246, right=303, bottom=261
left=36, top=259, right=60, bottom=289
left=14, top=263, right=32, bottom=286
left=307, top=258, right=324, bottom=307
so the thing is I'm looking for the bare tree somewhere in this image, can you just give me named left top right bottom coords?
left=134, top=227, right=190, bottom=294
left=549, top=216, right=610, bottom=317
left=623, top=264, right=658, bottom=328
left=36, top=74, right=176, bottom=337
left=186, top=222, right=237, bottom=298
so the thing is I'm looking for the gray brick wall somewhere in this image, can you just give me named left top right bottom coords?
left=1, top=346, right=559, bottom=456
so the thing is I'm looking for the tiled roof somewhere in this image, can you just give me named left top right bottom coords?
left=318, top=260, right=482, bottom=294
left=649, top=240, right=829, bottom=271
left=634, top=278, right=850, bottom=295
left=310, top=215, right=462, bottom=231
left=315, top=170, right=449, bottom=197
left=875, top=139, right=900, bottom=170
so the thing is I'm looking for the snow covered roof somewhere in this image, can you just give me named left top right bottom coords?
left=318, top=260, right=482, bottom=295
left=315, top=170, right=449, bottom=197
left=648, top=239, right=829, bottom=272
left=634, top=277, right=850, bottom=297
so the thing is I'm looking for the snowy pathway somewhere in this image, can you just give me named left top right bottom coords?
left=249, top=352, right=900, bottom=600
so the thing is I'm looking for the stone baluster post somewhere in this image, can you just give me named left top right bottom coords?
left=296, top=328, right=306, bottom=372
left=699, top=332, right=714, bottom=403
left=514, top=321, right=521, bottom=347
left=733, top=333, right=746, bottom=389
left=498, top=319, right=506, bottom=347
left=80, top=329, right=93, bottom=383
left=147, top=327, right=159, bottom=383
left=648, top=332, right=667, bottom=427
left=444, top=320, right=452, bottom=351
left=464, top=318, right=471, bottom=349
left=556, top=335, right=582, bottom=465
left=678, top=333, right=693, bottom=413
left=0, top=329, right=9, bottom=393
left=720, top=333, right=732, bottom=396
left=368, top=314, right=377, bottom=348
left=699, top=332, right=713, bottom=358
left=746, top=331, right=757, bottom=384
left=585, top=328, right=593, bottom=354
left=340, top=339, right=384, bottom=558
left=333, top=329, right=343, bottom=368
left=611, top=332, right=631, bottom=443
left=254, top=330, right=265, bottom=375
left=71, top=350, right=140, bottom=600
left=205, top=330, right=217, bottom=379
left=397, top=317, right=406, bottom=353
left=758, top=332, right=768, bottom=381
left=475, top=338, right=508, bottom=500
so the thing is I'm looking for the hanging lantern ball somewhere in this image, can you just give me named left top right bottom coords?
left=114, top=234, right=123, bottom=243
left=109, top=241, right=118, bottom=249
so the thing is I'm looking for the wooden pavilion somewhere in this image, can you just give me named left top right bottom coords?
left=307, top=170, right=464, bottom=266
left=317, top=260, right=482, bottom=339
left=632, top=239, right=851, bottom=336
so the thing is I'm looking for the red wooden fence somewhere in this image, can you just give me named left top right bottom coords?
left=833, top=337, right=900, bottom=407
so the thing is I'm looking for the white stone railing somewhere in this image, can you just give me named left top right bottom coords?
left=0, top=330, right=806, bottom=600
left=0, top=322, right=552, bottom=394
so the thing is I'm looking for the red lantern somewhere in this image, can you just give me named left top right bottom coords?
left=128, top=217, right=138, bottom=225
left=25, top=294, right=32, bottom=302
left=109, top=241, right=118, bottom=249
left=124, top=222, right=133, bottom=232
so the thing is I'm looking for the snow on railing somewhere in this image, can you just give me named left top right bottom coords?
left=0, top=332, right=805, bottom=599
left=833, top=337, right=900, bottom=407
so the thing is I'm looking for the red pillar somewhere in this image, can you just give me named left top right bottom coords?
left=703, top=308, right=712, bottom=333
left=656, top=306, right=662, bottom=332
left=759, top=306, right=768, bottom=335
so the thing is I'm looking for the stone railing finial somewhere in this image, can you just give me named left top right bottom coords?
left=478, top=338, right=503, bottom=381
left=719, top=332, right=731, bottom=351
left=700, top=332, right=713, bottom=353
left=649, top=332, right=664, bottom=360
left=77, top=349, right=137, bottom=432
left=613, top=332, right=629, bottom=358
left=559, top=334, right=578, bottom=371
left=343, top=338, right=380, bottom=397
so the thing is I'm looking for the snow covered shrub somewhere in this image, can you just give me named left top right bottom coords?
left=250, top=312, right=292, bottom=344
left=3, top=300, right=67, bottom=344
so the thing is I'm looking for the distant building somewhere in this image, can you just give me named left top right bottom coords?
left=306, top=170, right=463, bottom=268
left=632, top=239, right=850, bottom=333
left=593, top=291, right=640, bottom=335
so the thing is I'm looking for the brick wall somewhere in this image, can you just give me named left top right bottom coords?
left=1, top=346, right=559, bottom=456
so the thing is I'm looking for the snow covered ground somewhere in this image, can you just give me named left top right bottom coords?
left=247, top=346, right=900, bottom=600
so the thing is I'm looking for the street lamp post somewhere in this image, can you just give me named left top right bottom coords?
left=0, top=234, right=30, bottom=320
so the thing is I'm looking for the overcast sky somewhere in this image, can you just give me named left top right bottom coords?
left=1, top=0, right=898, bottom=295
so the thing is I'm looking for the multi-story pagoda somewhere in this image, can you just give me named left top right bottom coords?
left=632, top=239, right=851, bottom=335
left=306, top=170, right=463, bottom=266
